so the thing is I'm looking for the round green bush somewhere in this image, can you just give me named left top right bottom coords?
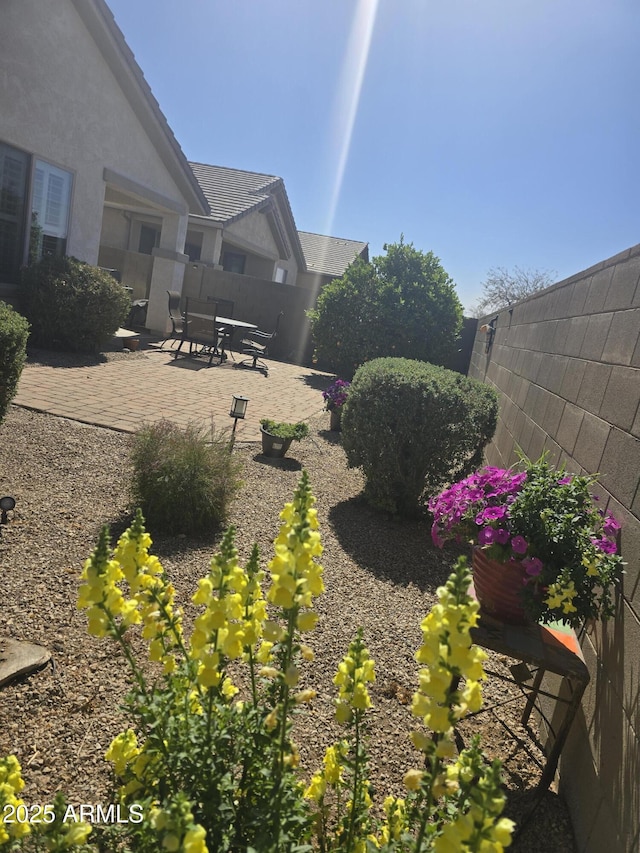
left=0, top=302, right=29, bottom=425
left=307, top=240, right=463, bottom=379
left=20, top=256, right=130, bottom=352
left=341, top=357, right=499, bottom=517
left=131, top=420, right=243, bottom=536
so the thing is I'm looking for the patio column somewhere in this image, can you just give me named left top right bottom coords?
left=145, top=211, right=189, bottom=334
left=201, top=226, right=224, bottom=269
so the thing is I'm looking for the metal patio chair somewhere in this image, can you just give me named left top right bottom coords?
left=163, top=290, right=189, bottom=351
left=235, top=311, right=284, bottom=376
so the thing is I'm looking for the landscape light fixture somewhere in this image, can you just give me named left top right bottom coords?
left=0, top=495, right=16, bottom=532
left=479, top=317, right=498, bottom=353
left=229, top=395, right=249, bottom=444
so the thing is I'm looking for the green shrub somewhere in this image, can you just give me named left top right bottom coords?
left=20, top=255, right=130, bottom=352
left=131, top=420, right=242, bottom=536
left=308, top=239, right=463, bottom=379
left=342, top=357, right=499, bottom=516
left=0, top=302, right=29, bottom=425
left=259, top=419, right=309, bottom=441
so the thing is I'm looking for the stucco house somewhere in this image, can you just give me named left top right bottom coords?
left=178, top=163, right=368, bottom=301
left=0, top=0, right=209, bottom=333
left=174, top=163, right=368, bottom=362
left=1, top=0, right=368, bottom=351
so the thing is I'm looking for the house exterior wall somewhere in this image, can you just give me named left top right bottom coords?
left=467, top=244, right=640, bottom=852
left=1, top=0, right=190, bottom=270
left=224, top=208, right=299, bottom=283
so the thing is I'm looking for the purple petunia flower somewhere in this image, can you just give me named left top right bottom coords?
left=494, top=528, right=510, bottom=545
left=483, top=506, right=507, bottom=521
left=522, top=556, right=543, bottom=577
left=510, top=535, right=528, bottom=555
left=603, top=514, right=621, bottom=537
left=592, top=536, right=617, bottom=555
left=558, top=475, right=572, bottom=485
left=478, top=526, right=496, bottom=546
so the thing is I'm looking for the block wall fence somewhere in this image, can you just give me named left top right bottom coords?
left=467, top=243, right=640, bottom=852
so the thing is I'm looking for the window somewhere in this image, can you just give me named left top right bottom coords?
left=0, top=142, right=29, bottom=282
left=30, top=159, right=73, bottom=260
left=138, top=224, right=160, bottom=255
left=222, top=251, right=246, bottom=275
left=274, top=266, right=288, bottom=283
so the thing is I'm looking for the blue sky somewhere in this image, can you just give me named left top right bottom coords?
left=106, top=0, right=639, bottom=312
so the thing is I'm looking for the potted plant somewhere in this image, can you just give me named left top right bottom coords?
left=259, top=419, right=309, bottom=458
left=429, top=455, right=624, bottom=628
left=322, top=378, right=351, bottom=431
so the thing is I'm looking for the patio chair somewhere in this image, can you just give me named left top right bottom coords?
left=164, top=290, right=189, bottom=352
left=235, top=311, right=284, bottom=376
left=206, top=296, right=236, bottom=360
left=176, top=298, right=223, bottom=366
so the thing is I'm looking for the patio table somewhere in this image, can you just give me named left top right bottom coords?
left=183, top=313, right=257, bottom=363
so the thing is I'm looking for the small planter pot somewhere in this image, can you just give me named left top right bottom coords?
left=329, top=408, right=342, bottom=431
left=471, top=546, right=530, bottom=625
left=260, top=426, right=293, bottom=458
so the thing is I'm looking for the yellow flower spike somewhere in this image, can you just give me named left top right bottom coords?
left=434, top=734, right=456, bottom=759
left=183, top=824, right=209, bottom=853
left=304, top=772, right=326, bottom=802
left=259, top=666, right=280, bottom=679
left=403, top=768, right=423, bottom=791
left=297, top=610, right=318, bottom=632
left=264, top=709, right=278, bottom=731
left=299, top=644, right=314, bottom=662
left=256, top=641, right=274, bottom=663
left=335, top=701, right=352, bottom=724
left=410, top=729, right=431, bottom=752
left=263, top=620, right=285, bottom=642
left=294, top=689, right=316, bottom=704
left=284, top=664, right=300, bottom=687
left=64, top=822, right=93, bottom=846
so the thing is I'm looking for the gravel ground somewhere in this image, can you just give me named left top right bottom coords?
left=0, top=400, right=576, bottom=851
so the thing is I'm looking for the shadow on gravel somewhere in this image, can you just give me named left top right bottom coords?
left=102, top=510, right=227, bottom=557
left=505, top=789, right=577, bottom=852
left=328, top=495, right=462, bottom=592
left=316, top=428, right=342, bottom=445
left=252, top=454, right=303, bottom=471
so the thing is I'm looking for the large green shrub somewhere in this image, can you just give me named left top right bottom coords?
left=20, top=255, right=130, bottom=352
left=0, top=302, right=29, bottom=425
left=131, top=420, right=243, bottom=536
left=308, top=239, right=463, bottom=378
left=342, top=358, right=499, bottom=516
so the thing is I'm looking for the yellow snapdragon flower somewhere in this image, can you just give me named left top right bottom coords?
left=266, top=471, right=324, bottom=625
left=333, top=631, right=375, bottom=723
left=412, top=561, right=487, bottom=740
left=0, top=757, right=30, bottom=844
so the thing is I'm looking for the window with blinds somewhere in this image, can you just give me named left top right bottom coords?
left=31, top=159, right=73, bottom=258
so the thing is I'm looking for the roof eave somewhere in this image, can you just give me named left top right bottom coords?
left=71, top=0, right=209, bottom=216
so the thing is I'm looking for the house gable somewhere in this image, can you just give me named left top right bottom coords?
left=189, top=163, right=306, bottom=273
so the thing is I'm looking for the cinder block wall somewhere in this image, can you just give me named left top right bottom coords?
left=468, top=244, right=640, bottom=852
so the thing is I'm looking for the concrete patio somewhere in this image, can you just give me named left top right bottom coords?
left=13, top=340, right=334, bottom=443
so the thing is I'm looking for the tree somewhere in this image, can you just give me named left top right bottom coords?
left=307, top=239, right=463, bottom=379
left=470, top=266, right=556, bottom=317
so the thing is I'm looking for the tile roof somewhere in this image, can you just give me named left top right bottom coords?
left=189, top=163, right=282, bottom=224
left=298, top=231, right=369, bottom=277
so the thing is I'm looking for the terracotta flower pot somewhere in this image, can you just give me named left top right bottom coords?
left=471, top=547, right=530, bottom=625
